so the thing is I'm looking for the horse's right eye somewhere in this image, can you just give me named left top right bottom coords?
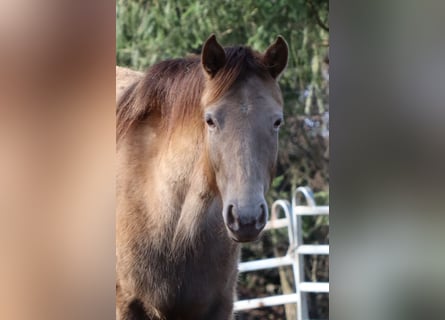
left=206, top=118, right=215, bottom=126
left=205, top=114, right=216, bottom=129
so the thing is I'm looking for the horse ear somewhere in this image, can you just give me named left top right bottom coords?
left=263, top=36, right=289, bottom=79
left=201, top=34, right=226, bottom=77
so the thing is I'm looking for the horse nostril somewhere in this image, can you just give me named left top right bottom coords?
left=256, top=204, right=267, bottom=230
left=226, top=204, right=239, bottom=231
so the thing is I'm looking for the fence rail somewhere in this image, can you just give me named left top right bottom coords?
left=234, top=187, right=329, bottom=320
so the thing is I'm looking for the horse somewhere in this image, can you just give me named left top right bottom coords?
left=116, top=66, right=144, bottom=100
left=116, top=34, right=288, bottom=320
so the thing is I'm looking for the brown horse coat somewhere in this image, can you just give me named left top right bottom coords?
left=116, top=35, right=288, bottom=320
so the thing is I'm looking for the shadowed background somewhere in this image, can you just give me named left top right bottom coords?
left=331, top=1, right=445, bottom=319
left=0, top=1, right=115, bottom=319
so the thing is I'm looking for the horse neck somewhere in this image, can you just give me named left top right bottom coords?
left=154, top=124, right=220, bottom=252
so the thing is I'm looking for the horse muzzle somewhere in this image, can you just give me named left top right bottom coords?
left=223, top=200, right=268, bottom=242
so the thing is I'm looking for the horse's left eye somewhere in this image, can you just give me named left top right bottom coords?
left=273, top=118, right=283, bottom=129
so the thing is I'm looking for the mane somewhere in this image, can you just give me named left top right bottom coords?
left=117, top=45, right=270, bottom=141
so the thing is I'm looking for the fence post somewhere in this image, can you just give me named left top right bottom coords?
left=271, top=200, right=296, bottom=319
left=292, top=187, right=315, bottom=320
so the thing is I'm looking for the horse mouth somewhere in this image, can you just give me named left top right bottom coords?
left=228, top=229, right=263, bottom=243
left=231, top=236, right=260, bottom=243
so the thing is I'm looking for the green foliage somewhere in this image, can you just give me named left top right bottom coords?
left=116, top=0, right=328, bottom=107
left=314, top=190, right=329, bottom=205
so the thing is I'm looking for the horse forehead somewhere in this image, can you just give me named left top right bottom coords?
left=237, top=80, right=281, bottom=113
left=204, top=76, right=282, bottom=114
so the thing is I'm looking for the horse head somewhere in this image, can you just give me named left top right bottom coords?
left=201, top=35, right=288, bottom=242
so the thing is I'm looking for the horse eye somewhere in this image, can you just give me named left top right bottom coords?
left=273, top=118, right=283, bottom=129
left=205, top=115, right=216, bottom=129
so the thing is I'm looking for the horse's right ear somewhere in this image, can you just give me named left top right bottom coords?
left=201, top=34, right=226, bottom=78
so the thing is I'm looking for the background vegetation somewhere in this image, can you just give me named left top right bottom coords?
left=117, top=0, right=329, bottom=318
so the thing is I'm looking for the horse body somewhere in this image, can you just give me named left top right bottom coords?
left=117, top=35, right=288, bottom=320
left=117, top=109, right=238, bottom=319
left=116, top=66, right=144, bottom=99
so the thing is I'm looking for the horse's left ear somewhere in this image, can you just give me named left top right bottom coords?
left=263, top=36, right=289, bottom=79
left=202, top=34, right=226, bottom=78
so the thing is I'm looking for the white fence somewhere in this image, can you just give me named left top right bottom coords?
left=234, top=187, right=329, bottom=320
